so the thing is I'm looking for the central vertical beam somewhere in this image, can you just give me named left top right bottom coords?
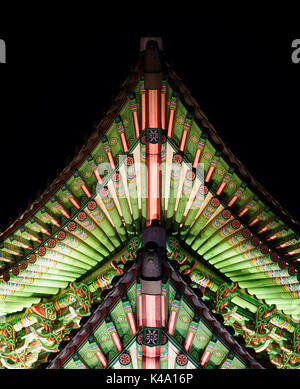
left=146, top=89, right=161, bottom=225
left=140, top=224, right=166, bottom=369
left=143, top=39, right=163, bottom=226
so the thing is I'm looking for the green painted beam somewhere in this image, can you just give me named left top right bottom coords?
left=179, top=183, right=208, bottom=238
left=187, top=196, right=220, bottom=247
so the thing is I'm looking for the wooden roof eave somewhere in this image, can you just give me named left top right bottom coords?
left=45, top=257, right=264, bottom=370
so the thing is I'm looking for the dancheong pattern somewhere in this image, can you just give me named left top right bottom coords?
left=0, top=37, right=299, bottom=370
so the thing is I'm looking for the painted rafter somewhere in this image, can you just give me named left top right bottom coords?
left=0, top=38, right=299, bottom=370
left=45, top=251, right=262, bottom=370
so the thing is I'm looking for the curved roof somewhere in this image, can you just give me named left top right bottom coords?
left=0, top=37, right=300, bottom=370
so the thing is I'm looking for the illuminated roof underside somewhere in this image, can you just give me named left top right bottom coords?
left=0, top=37, right=300, bottom=369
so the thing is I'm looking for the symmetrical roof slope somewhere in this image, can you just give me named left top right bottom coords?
left=46, top=245, right=262, bottom=370
left=0, top=37, right=300, bottom=370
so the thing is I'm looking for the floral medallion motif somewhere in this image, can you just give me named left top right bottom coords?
left=176, top=353, right=188, bottom=366
left=189, top=135, right=199, bottom=144
left=199, top=184, right=208, bottom=195
left=147, top=128, right=160, bottom=144
left=176, top=115, right=184, bottom=125
left=179, top=315, right=191, bottom=324
left=109, top=137, right=118, bottom=146
left=20, top=260, right=28, bottom=270
left=173, top=154, right=183, bottom=164
left=211, top=198, right=220, bottom=207
left=204, top=152, right=212, bottom=160
left=119, top=352, right=131, bottom=366
left=145, top=329, right=159, bottom=345
left=123, top=118, right=130, bottom=128
left=116, top=315, right=125, bottom=323
left=196, top=333, right=208, bottom=343
left=102, top=335, right=110, bottom=343
left=57, top=231, right=66, bottom=240
left=29, top=254, right=37, bottom=263
left=85, top=351, right=94, bottom=360
left=96, top=155, right=105, bottom=164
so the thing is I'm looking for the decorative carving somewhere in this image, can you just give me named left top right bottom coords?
left=29, top=302, right=57, bottom=321
left=128, top=236, right=141, bottom=254
left=0, top=323, right=16, bottom=355
left=254, top=303, right=277, bottom=334
left=69, top=282, right=92, bottom=316
left=292, top=324, right=300, bottom=354
left=214, top=282, right=237, bottom=313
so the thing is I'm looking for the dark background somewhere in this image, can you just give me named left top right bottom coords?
left=0, top=7, right=299, bottom=230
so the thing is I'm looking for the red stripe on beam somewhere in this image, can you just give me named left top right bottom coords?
left=132, top=111, right=140, bottom=138
left=184, top=331, right=195, bottom=352
left=111, top=332, right=122, bottom=352
left=41, top=228, right=51, bottom=236
left=146, top=89, right=161, bottom=226
left=81, top=185, right=92, bottom=198
left=95, top=351, right=107, bottom=368
left=258, top=227, right=268, bottom=234
left=161, top=295, right=167, bottom=328
left=60, top=209, right=70, bottom=219
left=200, top=350, right=212, bottom=366
left=248, top=218, right=259, bottom=227
left=161, top=92, right=166, bottom=130
left=120, top=133, right=129, bottom=153
left=168, top=310, right=177, bottom=335
left=179, top=255, right=188, bottom=264
left=70, top=198, right=80, bottom=209
left=146, top=90, right=160, bottom=128
left=107, top=152, right=116, bottom=170
left=142, top=294, right=161, bottom=328
left=120, top=255, right=126, bottom=264
left=50, top=218, right=60, bottom=228
left=93, top=170, right=102, bottom=184
left=238, top=207, right=249, bottom=218
left=227, top=195, right=238, bottom=207
left=137, top=288, right=142, bottom=328
left=141, top=94, right=146, bottom=131
left=205, top=166, right=215, bottom=183
left=179, top=130, right=188, bottom=152
left=216, top=181, right=227, bottom=195
left=192, top=148, right=202, bottom=169
left=167, top=109, right=175, bottom=138
left=126, top=311, right=137, bottom=335
left=146, top=145, right=161, bottom=226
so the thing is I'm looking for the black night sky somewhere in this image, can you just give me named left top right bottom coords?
left=0, top=7, right=300, bottom=231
